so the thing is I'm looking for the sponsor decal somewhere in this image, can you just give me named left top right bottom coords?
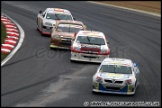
left=108, top=73, right=124, bottom=78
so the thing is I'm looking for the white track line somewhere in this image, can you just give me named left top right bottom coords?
left=1, top=13, right=25, bottom=66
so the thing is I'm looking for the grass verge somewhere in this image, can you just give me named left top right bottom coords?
left=97, top=1, right=161, bottom=15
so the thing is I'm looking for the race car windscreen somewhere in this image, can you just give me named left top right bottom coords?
left=57, top=24, right=84, bottom=33
left=100, top=65, right=132, bottom=74
left=76, top=36, right=105, bottom=45
left=46, top=13, right=73, bottom=20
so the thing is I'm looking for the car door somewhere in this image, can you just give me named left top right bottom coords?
left=38, top=10, right=47, bottom=29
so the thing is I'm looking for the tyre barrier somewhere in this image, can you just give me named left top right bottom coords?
left=1, top=14, right=19, bottom=54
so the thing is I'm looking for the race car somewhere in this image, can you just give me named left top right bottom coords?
left=92, top=58, right=140, bottom=95
left=50, top=20, right=86, bottom=49
left=37, top=8, right=75, bottom=35
left=70, top=30, right=110, bottom=63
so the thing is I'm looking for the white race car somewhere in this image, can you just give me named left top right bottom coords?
left=92, top=58, right=140, bottom=95
left=37, top=8, right=75, bottom=35
left=70, top=30, right=110, bottom=63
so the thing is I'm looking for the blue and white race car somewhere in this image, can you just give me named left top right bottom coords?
left=92, top=58, right=140, bottom=95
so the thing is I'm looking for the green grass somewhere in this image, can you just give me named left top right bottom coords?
left=1, top=22, right=8, bottom=61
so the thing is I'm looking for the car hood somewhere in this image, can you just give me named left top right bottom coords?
left=73, top=43, right=108, bottom=52
left=80, top=44, right=101, bottom=52
left=57, top=32, right=75, bottom=38
left=73, top=42, right=108, bottom=50
left=99, top=72, right=131, bottom=80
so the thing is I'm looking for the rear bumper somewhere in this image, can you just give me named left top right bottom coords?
left=70, top=52, right=109, bottom=63
left=50, top=37, right=72, bottom=49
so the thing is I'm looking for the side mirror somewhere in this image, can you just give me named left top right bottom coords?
left=107, top=41, right=109, bottom=44
left=133, top=63, right=140, bottom=74
left=74, top=33, right=77, bottom=37
left=71, top=38, right=75, bottom=44
left=73, top=17, right=76, bottom=20
left=71, top=38, right=74, bottom=42
left=72, top=34, right=76, bottom=42
left=39, top=10, right=42, bottom=14
left=133, top=63, right=138, bottom=67
left=71, top=37, right=75, bottom=41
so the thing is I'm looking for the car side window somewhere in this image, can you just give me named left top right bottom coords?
left=42, top=12, right=46, bottom=18
left=42, top=9, right=48, bottom=18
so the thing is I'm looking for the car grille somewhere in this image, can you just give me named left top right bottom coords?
left=61, top=40, right=71, bottom=45
left=61, top=37, right=71, bottom=41
left=106, top=87, right=121, bottom=90
left=82, top=50, right=98, bottom=54
left=61, top=38, right=71, bottom=45
left=81, top=46, right=100, bottom=54
left=43, top=26, right=52, bottom=29
left=83, top=55, right=97, bottom=58
left=104, top=79, right=112, bottom=83
left=115, top=81, right=123, bottom=84
left=104, top=79, right=123, bottom=84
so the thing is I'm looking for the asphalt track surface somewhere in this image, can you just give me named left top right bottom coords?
left=1, top=1, right=161, bottom=107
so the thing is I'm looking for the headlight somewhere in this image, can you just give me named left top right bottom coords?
left=54, top=35, right=60, bottom=39
left=71, top=45, right=81, bottom=52
left=126, top=79, right=132, bottom=84
left=74, top=46, right=80, bottom=51
left=96, top=76, right=103, bottom=83
left=100, top=48, right=110, bottom=55
left=45, top=22, right=52, bottom=26
left=100, top=49, right=107, bottom=53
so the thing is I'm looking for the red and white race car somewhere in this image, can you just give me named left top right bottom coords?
left=70, top=30, right=110, bottom=63
left=37, top=8, right=75, bottom=35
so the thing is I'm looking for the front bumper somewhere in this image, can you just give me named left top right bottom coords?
left=50, top=44, right=70, bottom=49
left=50, top=37, right=72, bottom=49
left=92, top=83, right=135, bottom=95
left=41, top=26, right=53, bottom=35
left=70, top=52, right=109, bottom=63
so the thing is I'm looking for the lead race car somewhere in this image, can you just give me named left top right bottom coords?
left=92, top=58, right=140, bottom=95
left=50, top=20, right=86, bottom=49
left=37, top=8, right=75, bottom=35
left=70, top=30, right=110, bottom=63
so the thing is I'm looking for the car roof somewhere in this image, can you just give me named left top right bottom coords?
left=77, top=30, right=105, bottom=38
left=101, top=58, right=133, bottom=67
left=56, top=20, right=84, bottom=25
left=46, top=8, right=71, bottom=14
